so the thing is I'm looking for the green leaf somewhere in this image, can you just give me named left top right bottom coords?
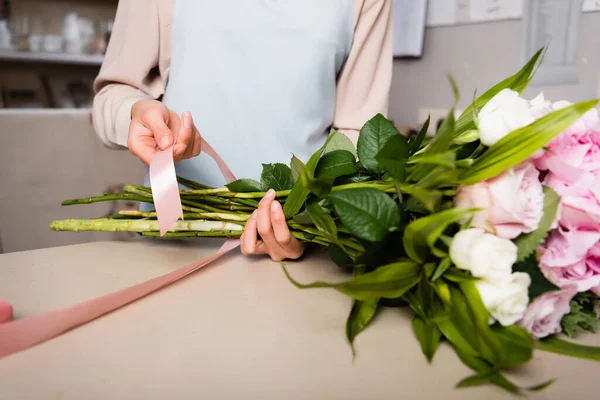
left=375, top=134, right=409, bottom=180
left=328, top=244, right=348, bottom=267
left=282, top=260, right=421, bottom=301
left=527, top=379, right=557, bottom=392
left=357, top=114, right=400, bottom=174
left=315, top=150, right=357, bottom=182
left=515, top=186, right=561, bottom=262
left=285, top=157, right=311, bottom=218
left=408, top=116, right=430, bottom=156
left=306, top=201, right=338, bottom=243
left=260, top=163, right=293, bottom=191
left=290, top=155, right=302, bottom=184
left=292, top=209, right=313, bottom=225
left=454, top=47, right=545, bottom=135
left=412, top=316, right=441, bottom=362
left=346, top=299, right=378, bottom=357
left=452, top=129, right=480, bottom=145
left=561, top=293, right=599, bottom=338
left=460, top=100, right=599, bottom=184
left=334, top=173, right=374, bottom=185
left=493, top=325, right=534, bottom=368
left=325, top=128, right=357, bottom=157
left=400, top=185, right=443, bottom=213
left=443, top=268, right=479, bottom=283
left=329, top=189, right=400, bottom=242
left=513, top=255, right=559, bottom=301
left=283, top=133, right=339, bottom=218
left=403, top=208, right=475, bottom=263
left=226, top=179, right=264, bottom=193
left=489, top=373, right=521, bottom=394
left=460, top=281, right=503, bottom=364
left=456, top=370, right=496, bottom=389
left=414, top=166, right=460, bottom=191
left=537, top=337, right=600, bottom=362
left=407, top=151, right=456, bottom=168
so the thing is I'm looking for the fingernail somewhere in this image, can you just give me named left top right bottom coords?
left=266, top=189, right=276, bottom=198
left=160, top=137, right=170, bottom=149
left=183, top=111, right=192, bottom=129
left=271, top=201, right=280, bottom=213
left=250, top=210, right=257, bottom=219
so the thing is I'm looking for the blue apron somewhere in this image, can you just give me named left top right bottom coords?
left=144, top=0, right=354, bottom=193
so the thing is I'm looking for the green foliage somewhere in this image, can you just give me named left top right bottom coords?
left=561, top=293, right=599, bottom=338
left=376, top=135, right=409, bottom=181
left=261, top=163, right=293, bottom=191
left=329, top=188, right=401, bottom=242
left=514, top=186, right=561, bottom=262
left=282, top=260, right=421, bottom=301
left=357, top=114, right=401, bottom=174
left=315, top=150, right=357, bottom=182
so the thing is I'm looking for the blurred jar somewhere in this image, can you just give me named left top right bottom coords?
left=27, top=17, right=44, bottom=52
left=0, top=19, right=12, bottom=50
left=91, top=20, right=108, bottom=54
left=8, top=15, right=29, bottom=51
left=62, top=12, right=81, bottom=54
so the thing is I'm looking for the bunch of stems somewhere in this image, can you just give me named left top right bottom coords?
left=50, top=180, right=394, bottom=259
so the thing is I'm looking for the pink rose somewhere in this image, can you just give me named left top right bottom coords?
left=533, top=103, right=600, bottom=230
left=519, top=286, right=577, bottom=338
left=539, top=229, right=600, bottom=293
left=455, top=162, right=544, bottom=239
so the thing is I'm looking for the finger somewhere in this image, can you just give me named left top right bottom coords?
left=128, top=130, right=158, bottom=165
left=241, top=211, right=266, bottom=255
left=190, top=130, right=202, bottom=158
left=270, top=200, right=303, bottom=258
left=174, top=111, right=194, bottom=161
left=256, top=190, right=283, bottom=253
left=143, top=108, right=174, bottom=150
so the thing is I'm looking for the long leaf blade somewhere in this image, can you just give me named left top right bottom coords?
left=412, top=316, right=442, bottom=363
left=536, top=337, right=600, bottom=362
left=282, top=261, right=421, bottom=301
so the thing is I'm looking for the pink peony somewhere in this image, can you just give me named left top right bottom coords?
left=455, top=162, right=544, bottom=239
left=539, top=229, right=600, bottom=293
left=533, top=101, right=600, bottom=230
left=519, top=286, right=577, bottom=338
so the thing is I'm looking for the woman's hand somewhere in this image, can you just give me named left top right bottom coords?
left=241, top=189, right=304, bottom=262
left=128, top=99, right=202, bottom=165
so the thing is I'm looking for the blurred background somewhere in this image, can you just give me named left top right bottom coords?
left=0, top=0, right=598, bottom=253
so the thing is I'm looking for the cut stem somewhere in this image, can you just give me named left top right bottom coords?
left=50, top=219, right=244, bottom=233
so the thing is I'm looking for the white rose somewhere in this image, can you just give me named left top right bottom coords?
left=475, top=272, right=531, bottom=326
left=477, top=89, right=534, bottom=147
left=449, top=228, right=517, bottom=282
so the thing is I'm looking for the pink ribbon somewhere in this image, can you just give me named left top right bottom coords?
left=0, top=300, right=12, bottom=324
left=0, top=140, right=238, bottom=360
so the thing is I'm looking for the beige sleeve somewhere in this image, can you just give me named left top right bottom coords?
left=334, top=0, right=393, bottom=145
left=92, top=0, right=169, bottom=149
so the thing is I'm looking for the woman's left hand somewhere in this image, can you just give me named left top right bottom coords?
left=240, top=189, right=304, bottom=262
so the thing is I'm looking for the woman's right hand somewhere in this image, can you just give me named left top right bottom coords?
left=128, top=99, right=202, bottom=165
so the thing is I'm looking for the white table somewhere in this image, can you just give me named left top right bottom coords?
left=0, top=240, right=598, bottom=399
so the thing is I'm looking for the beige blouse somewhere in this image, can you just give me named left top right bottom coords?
left=92, top=0, right=393, bottom=148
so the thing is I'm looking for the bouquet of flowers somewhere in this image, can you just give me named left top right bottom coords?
left=51, top=48, right=600, bottom=393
